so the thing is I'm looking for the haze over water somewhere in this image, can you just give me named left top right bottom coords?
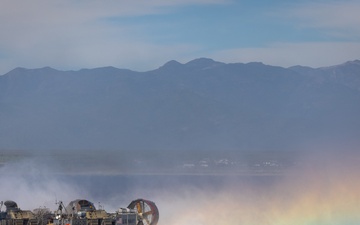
left=1, top=1, right=360, bottom=224
left=0, top=149, right=359, bottom=225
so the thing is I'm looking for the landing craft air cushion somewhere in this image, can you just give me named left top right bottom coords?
left=0, top=199, right=159, bottom=225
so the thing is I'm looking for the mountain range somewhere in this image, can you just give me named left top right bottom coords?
left=1, top=58, right=360, bottom=155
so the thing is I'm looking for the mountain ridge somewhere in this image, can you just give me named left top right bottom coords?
left=0, top=58, right=360, bottom=153
left=4, top=58, right=360, bottom=76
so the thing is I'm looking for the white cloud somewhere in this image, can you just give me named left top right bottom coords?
left=0, top=0, right=228, bottom=74
left=209, top=1, right=360, bottom=68
left=1, top=0, right=359, bottom=73
left=285, top=1, right=360, bottom=39
left=0, top=0, right=229, bottom=24
left=211, top=42, right=360, bottom=68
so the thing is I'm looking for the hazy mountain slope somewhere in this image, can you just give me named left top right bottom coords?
left=1, top=59, right=360, bottom=153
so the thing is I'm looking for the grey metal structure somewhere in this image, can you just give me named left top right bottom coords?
left=0, top=199, right=158, bottom=225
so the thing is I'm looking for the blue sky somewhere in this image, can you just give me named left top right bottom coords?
left=1, top=0, right=360, bottom=74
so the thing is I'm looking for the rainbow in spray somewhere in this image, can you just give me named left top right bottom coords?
left=159, top=154, right=360, bottom=225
